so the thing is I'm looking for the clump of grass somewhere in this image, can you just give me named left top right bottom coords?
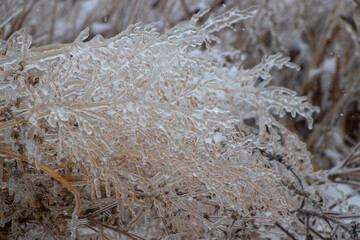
left=1, top=1, right=360, bottom=239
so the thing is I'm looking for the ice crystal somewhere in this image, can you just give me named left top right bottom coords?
left=3, top=2, right=355, bottom=239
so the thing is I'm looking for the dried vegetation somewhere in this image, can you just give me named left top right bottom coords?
left=1, top=0, right=360, bottom=239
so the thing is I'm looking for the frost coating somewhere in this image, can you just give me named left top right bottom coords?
left=1, top=6, right=321, bottom=240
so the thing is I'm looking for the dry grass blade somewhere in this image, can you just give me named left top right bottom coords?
left=0, top=148, right=81, bottom=215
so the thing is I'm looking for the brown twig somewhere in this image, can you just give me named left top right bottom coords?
left=300, top=0, right=342, bottom=94
left=298, top=217, right=327, bottom=240
left=340, top=143, right=360, bottom=168
left=126, top=207, right=144, bottom=232
left=86, top=216, right=145, bottom=240
left=298, top=209, right=355, bottom=236
left=307, top=71, right=359, bottom=148
left=353, top=0, right=360, bottom=7
left=39, top=220, right=59, bottom=240
left=275, top=222, right=297, bottom=240
left=180, top=0, right=191, bottom=20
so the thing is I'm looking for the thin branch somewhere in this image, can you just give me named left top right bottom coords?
left=298, top=209, right=354, bottom=235
left=275, top=222, right=297, bottom=240
left=331, top=179, right=360, bottom=188
left=126, top=207, right=144, bottom=232
left=307, top=73, right=359, bottom=148
left=353, top=0, right=360, bottom=7
left=298, top=217, right=327, bottom=240
left=87, top=202, right=118, bottom=217
left=300, top=0, right=342, bottom=94
left=180, top=0, right=191, bottom=20
left=340, top=143, right=360, bottom=168
left=306, top=214, right=312, bottom=239
left=39, top=220, right=58, bottom=240
left=86, top=216, right=145, bottom=240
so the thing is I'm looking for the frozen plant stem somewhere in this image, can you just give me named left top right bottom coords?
left=1, top=4, right=347, bottom=239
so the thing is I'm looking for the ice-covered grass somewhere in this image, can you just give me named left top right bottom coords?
left=1, top=0, right=360, bottom=239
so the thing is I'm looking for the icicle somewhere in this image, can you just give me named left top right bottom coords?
left=8, top=176, right=15, bottom=195
left=91, top=34, right=104, bottom=44
left=70, top=195, right=79, bottom=240
left=75, top=27, right=90, bottom=42
left=57, top=126, right=64, bottom=159
left=144, top=196, right=151, bottom=231
left=47, top=111, right=57, bottom=128
left=307, top=117, right=314, bottom=130
left=94, top=178, right=101, bottom=198
left=105, top=173, right=111, bottom=198
left=190, top=7, right=210, bottom=26
left=82, top=119, right=93, bottom=135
